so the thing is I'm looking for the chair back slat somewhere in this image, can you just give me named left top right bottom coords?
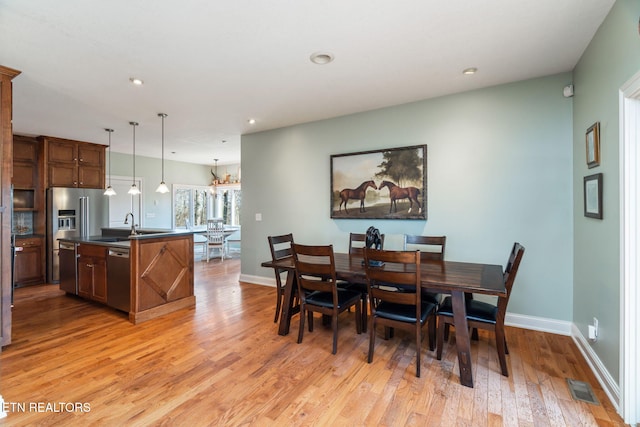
left=364, top=248, right=421, bottom=306
left=292, top=244, right=338, bottom=296
left=497, top=242, right=525, bottom=314
left=404, top=235, right=446, bottom=261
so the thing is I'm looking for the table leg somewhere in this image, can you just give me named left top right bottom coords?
left=451, top=290, right=474, bottom=387
left=277, top=271, right=296, bottom=336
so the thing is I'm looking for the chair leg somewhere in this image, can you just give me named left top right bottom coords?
left=331, top=314, right=338, bottom=355
left=297, top=306, right=306, bottom=344
left=274, top=287, right=282, bottom=323
left=308, top=311, right=314, bottom=332
left=428, top=315, right=436, bottom=351
left=495, top=325, right=509, bottom=376
left=504, top=337, right=509, bottom=355
left=355, top=302, right=362, bottom=334
left=436, top=318, right=445, bottom=360
left=367, top=319, right=376, bottom=363
left=443, top=323, right=450, bottom=341
left=361, top=295, right=368, bottom=333
left=416, top=326, right=421, bottom=378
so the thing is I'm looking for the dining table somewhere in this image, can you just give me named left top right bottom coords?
left=261, top=252, right=505, bottom=388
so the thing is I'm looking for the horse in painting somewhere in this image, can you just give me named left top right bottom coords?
left=378, top=180, right=422, bottom=214
left=339, top=180, right=377, bottom=214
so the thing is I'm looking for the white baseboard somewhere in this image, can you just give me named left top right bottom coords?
left=571, top=324, right=621, bottom=413
left=239, top=274, right=275, bottom=288
left=505, top=312, right=572, bottom=335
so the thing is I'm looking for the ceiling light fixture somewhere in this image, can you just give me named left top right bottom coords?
left=156, top=113, right=169, bottom=194
left=129, top=77, right=144, bottom=85
left=128, top=121, right=141, bottom=195
left=462, top=67, right=478, bottom=75
left=248, top=118, right=256, bottom=125
left=103, top=128, right=116, bottom=196
left=310, top=52, right=334, bottom=65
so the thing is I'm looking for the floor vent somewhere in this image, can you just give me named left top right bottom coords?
left=566, top=378, right=600, bottom=405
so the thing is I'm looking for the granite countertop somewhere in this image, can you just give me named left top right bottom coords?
left=58, top=229, right=195, bottom=248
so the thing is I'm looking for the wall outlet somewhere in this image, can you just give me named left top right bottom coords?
left=255, top=213, right=262, bottom=221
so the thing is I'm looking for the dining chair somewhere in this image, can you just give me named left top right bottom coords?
left=291, top=243, right=362, bottom=355
left=436, top=242, right=525, bottom=377
left=267, top=233, right=296, bottom=323
left=363, top=248, right=437, bottom=378
left=206, top=218, right=225, bottom=262
left=403, top=235, right=446, bottom=306
left=343, top=232, right=386, bottom=332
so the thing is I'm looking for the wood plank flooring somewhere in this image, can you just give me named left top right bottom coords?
left=0, top=259, right=626, bottom=426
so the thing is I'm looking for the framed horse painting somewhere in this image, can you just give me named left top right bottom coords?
left=330, top=144, right=427, bottom=220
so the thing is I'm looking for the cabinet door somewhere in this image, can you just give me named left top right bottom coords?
left=92, top=257, right=107, bottom=303
left=48, top=140, right=77, bottom=164
left=14, top=240, right=43, bottom=285
left=78, top=165, right=104, bottom=189
left=13, top=137, right=37, bottom=162
left=48, top=163, right=77, bottom=187
left=77, top=255, right=94, bottom=299
left=78, top=144, right=103, bottom=167
left=13, top=162, right=36, bottom=188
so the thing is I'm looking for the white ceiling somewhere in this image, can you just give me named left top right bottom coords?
left=0, top=0, right=614, bottom=166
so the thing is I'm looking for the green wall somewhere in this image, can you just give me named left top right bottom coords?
left=572, top=0, right=640, bottom=384
left=241, top=72, right=574, bottom=321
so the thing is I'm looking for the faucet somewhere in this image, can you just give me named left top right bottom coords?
left=124, top=212, right=137, bottom=235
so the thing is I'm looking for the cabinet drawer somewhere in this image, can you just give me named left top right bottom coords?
left=16, top=237, right=42, bottom=247
left=78, top=244, right=107, bottom=258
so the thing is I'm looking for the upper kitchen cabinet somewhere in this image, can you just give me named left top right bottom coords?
left=42, top=136, right=106, bottom=188
left=12, top=135, right=41, bottom=190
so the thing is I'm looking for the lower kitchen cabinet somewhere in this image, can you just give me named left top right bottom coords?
left=14, top=236, right=44, bottom=286
left=77, top=244, right=107, bottom=303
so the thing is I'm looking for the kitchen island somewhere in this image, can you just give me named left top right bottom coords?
left=59, top=228, right=195, bottom=324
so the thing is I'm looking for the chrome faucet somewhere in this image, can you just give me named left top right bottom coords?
left=124, top=212, right=137, bottom=235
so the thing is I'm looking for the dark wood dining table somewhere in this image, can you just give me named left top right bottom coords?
left=261, top=252, right=504, bottom=388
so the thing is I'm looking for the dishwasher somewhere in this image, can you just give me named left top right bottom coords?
left=107, top=247, right=130, bottom=312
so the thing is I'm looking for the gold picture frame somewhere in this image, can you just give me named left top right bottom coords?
left=586, top=122, right=600, bottom=168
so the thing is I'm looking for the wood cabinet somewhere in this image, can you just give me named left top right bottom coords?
left=12, top=136, right=38, bottom=189
left=44, top=137, right=105, bottom=188
left=77, top=244, right=107, bottom=303
left=14, top=236, right=44, bottom=286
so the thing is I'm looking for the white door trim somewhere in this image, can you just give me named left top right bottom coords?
left=619, top=69, right=640, bottom=425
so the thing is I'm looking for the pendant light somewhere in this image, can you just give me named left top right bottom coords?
left=156, top=113, right=169, bottom=193
left=103, top=128, right=116, bottom=196
left=128, top=121, right=141, bottom=195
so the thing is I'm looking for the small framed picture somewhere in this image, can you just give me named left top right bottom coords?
left=586, top=122, right=600, bottom=168
left=584, top=173, right=603, bottom=219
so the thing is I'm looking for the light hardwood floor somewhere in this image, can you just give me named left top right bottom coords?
left=1, top=258, right=626, bottom=426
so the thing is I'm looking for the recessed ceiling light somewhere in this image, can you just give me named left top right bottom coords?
left=248, top=118, right=256, bottom=125
left=129, top=77, right=144, bottom=85
left=462, top=67, right=477, bottom=75
left=310, top=52, right=334, bottom=65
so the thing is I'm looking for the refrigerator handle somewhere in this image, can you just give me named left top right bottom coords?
left=79, top=196, right=89, bottom=237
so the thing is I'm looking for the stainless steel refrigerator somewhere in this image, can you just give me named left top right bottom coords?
left=47, top=188, right=109, bottom=283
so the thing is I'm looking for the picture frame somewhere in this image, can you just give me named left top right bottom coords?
left=584, top=173, right=603, bottom=219
left=586, top=122, right=600, bottom=168
left=330, top=145, right=427, bottom=220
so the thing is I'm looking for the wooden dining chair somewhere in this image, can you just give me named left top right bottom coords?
left=206, top=218, right=225, bottom=262
left=403, top=235, right=446, bottom=306
left=436, top=242, right=525, bottom=377
left=343, top=232, right=386, bottom=332
left=267, top=233, right=296, bottom=323
left=363, top=248, right=437, bottom=378
left=291, top=243, right=362, bottom=355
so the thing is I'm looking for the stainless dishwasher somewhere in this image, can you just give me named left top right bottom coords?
left=107, top=247, right=130, bottom=312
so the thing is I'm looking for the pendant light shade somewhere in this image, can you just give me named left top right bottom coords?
left=128, top=121, right=141, bottom=195
left=156, top=113, right=169, bottom=194
left=104, top=128, right=116, bottom=196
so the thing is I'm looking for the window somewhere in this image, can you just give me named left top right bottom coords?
left=173, top=185, right=211, bottom=229
left=213, top=185, right=241, bottom=226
